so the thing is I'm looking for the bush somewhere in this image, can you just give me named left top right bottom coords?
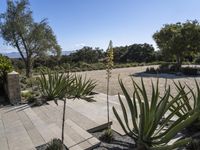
left=37, top=69, right=73, bottom=100
left=181, top=67, right=199, bottom=76
left=21, top=90, right=38, bottom=103
left=158, top=63, right=178, bottom=73
left=46, top=138, right=64, bottom=150
left=99, top=129, right=113, bottom=143
left=194, top=54, right=200, bottom=64
left=0, top=55, right=13, bottom=82
left=70, top=75, right=97, bottom=101
left=146, top=67, right=157, bottom=74
left=113, top=78, right=199, bottom=149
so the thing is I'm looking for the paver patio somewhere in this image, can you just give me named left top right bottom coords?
left=0, top=93, right=130, bottom=150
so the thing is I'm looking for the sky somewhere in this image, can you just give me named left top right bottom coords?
left=0, top=0, right=200, bottom=53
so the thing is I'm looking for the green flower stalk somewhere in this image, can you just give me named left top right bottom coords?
left=106, top=40, right=114, bottom=128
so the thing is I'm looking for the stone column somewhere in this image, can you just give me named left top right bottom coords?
left=6, top=71, right=21, bottom=105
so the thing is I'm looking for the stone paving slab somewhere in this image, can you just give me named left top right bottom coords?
left=17, top=110, right=45, bottom=147
left=0, top=101, right=101, bottom=150
left=32, top=103, right=100, bottom=149
left=61, top=95, right=127, bottom=135
left=2, top=107, right=36, bottom=150
left=0, top=137, right=9, bottom=150
left=48, top=101, right=99, bottom=130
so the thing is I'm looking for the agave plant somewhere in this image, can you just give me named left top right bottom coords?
left=170, top=80, right=200, bottom=128
left=70, top=75, right=97, bottom=101
left=113, top=78, right=200, bottom=150
left=37, top=69, right=74, bottom=101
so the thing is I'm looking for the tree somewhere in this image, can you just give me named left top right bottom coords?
left=113, top=46, right=127, bottom=63
left=0, top=0, right=61, bottom=77
left=121, top=43, right=155, bottom=63
left=69, top=46, right=105, bottom=63
left=153, top=20, right=200, bottom=70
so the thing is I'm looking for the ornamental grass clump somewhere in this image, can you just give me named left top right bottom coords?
left=113, top=78, right=200, bottom=150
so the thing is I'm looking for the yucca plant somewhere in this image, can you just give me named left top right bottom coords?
left=113, top=78, right=200, bottom=150
left=70, top=75, right=97, bottom=101
left=170, top=80, right=200, bottom=128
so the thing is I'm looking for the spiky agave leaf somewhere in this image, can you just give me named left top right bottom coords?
left=37, top=69, right=74, bottom=102
left=170, top=80, right=200, bottom=127
left=113, top=77, right=200, bottom=149
left=69, top=75, right=97, bottom=100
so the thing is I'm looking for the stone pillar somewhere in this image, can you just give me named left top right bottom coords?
left=6, top=71, right=21, bottom=105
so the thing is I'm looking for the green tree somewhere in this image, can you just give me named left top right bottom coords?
left=0, top=0, right=61, bottom=77
left=153, top=20, right=200, bottom=70
left=69, top=46, right=105, bottom=63
left=121, top=43, right=155, bottom=63
left=113, top=46, right=127, bottom=63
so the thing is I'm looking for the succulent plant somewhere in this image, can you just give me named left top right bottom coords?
left=113, top=78, right=199, bottom=149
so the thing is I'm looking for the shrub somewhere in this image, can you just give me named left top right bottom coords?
left=21, top=90, right=38, bottom=103
left=0, top=55, right=13, bottom=83
left=99, top=128, right=113, bottom=143
left=158, top=63, right=177, bottom=73
left=146, top=67, right=157, bottom=74
left=46, top=138, right=64, bottom=150
left=181, top=67, right=199, bottom=76
left=37, top=69, right=73, bottom=101
left=194, top=54, right=200, bottom=64
left=113, top=78, right=199, bottom=149
left=70, top=75, right=97, bottom=101
left=21, top=90, right=33, bottom=98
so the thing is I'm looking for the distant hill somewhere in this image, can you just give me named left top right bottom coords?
left=1, top=50, right=74, bottom=58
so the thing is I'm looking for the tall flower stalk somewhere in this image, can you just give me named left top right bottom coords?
left=106, top=40, right=114, bottom=128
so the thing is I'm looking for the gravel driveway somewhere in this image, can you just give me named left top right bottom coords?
left=77, top=65, right=200, bottom=97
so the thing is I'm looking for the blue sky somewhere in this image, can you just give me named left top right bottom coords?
left=0, top=0, right=200, bottom=52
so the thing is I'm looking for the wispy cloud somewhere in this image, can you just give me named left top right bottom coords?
left=75, top=43, right=85, bottom=48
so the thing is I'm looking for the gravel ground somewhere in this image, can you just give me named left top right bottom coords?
left=77, top=65, right=200, bottom=97
left=92, top=129, right=135, bottom=150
